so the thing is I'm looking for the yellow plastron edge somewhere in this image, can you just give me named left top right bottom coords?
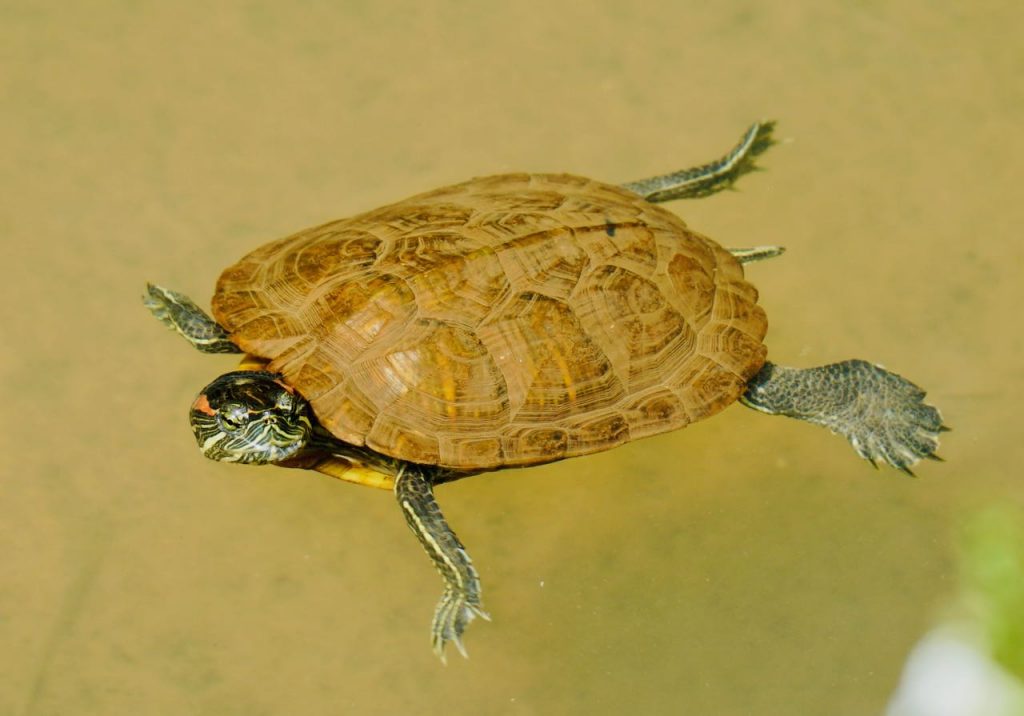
left=304, top=455, right=395, bottom=490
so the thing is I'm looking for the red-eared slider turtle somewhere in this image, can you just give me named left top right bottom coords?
left=144, top=122, right=945, bottom=660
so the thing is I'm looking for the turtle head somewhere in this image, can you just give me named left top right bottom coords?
left=190, top=371, right=313, bottom=464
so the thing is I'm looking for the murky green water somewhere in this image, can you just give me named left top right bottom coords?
left=4, top=2, right=1022, bottom=714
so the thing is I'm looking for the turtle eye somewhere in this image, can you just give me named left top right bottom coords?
left=217, top=402, right=250, bottom=432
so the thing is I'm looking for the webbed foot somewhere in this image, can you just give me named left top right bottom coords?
left=742, top=360, right=946, bottom=473
left=143, top=283, right=240, bottom=354
left=431, top=589, right=491, bottom=662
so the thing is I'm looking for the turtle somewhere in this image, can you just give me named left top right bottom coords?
left=144, top=121, right=945, bottom=660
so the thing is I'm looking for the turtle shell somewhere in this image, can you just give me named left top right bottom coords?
left=212, top=173, right=768, bottom=469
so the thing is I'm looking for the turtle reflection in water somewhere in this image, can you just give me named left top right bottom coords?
left=144, top=121, right=945, bottom=660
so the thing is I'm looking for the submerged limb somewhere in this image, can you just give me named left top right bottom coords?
left=728, top=246, right=786, bottom=264
left=620, top=120, right=776, bottom=202
left=742, top=360, right=947, bottom=474
left=143, top=283, right=241, bottom=354
left=394, top=463, right=489, bottom=661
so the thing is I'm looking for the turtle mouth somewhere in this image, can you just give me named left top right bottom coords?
left=195, top=411, right=313, bottom=464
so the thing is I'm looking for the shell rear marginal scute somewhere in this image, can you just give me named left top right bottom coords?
left=213, top=173, right=768, bottom=468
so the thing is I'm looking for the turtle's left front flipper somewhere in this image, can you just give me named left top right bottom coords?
left=741, top=360, right=947, bottom=474
left=143, top=283, right=241, bottom=354
left=395, top=464, right=489, bottom=662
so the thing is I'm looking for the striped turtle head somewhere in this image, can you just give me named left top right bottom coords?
left=190, top=371, right=313, bottom=464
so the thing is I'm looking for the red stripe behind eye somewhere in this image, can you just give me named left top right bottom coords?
left=192, top=394, right=216, bottom=416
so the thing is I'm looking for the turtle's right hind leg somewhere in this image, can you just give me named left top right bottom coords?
left=143, top=283, right=241, bottom=354
left=741, top=360, right=947, bottom=474
left=620, top=121, right=776, bottom=202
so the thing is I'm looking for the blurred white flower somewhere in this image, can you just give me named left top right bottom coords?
left=886, top=629, right=1024, bottom=716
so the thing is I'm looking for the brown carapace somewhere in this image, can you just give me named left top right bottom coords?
left=213, top=173, right=767, bottom=470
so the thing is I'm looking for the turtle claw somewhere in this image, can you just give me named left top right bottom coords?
left=431, top=590, right=489, bottom=663
left=838, top=366, right=945, bottom=472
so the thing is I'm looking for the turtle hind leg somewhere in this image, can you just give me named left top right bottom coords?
left=620, top=120, right=777, bottom=203
left=395, top=464, right=489, bottom=662
left=143, top=283, right=241, bottom=354
left=741, top=360, right=947, bottom=474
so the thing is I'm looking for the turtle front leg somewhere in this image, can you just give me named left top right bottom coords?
left=143, top=283, right=241, bottom=354
left=620, top=120, right=776, bottom=202
left=394, top=463, right=489, bottom=661
left=741, top=360, right=947, bottom=474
